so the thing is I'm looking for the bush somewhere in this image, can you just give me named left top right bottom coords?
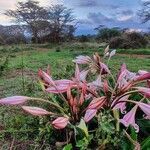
left=78, top=35, right=89, bottom=43
left=109, top=36, right=125, bottom=49
left=96, top=27, right=121, bottom=41
left=127, top=32, right=148, bottom=48
left=109, top=32, right=148, bottom=49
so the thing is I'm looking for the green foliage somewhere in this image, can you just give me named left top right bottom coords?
left=0, top=55, right=9, bottom=76
left=117, top=48, right=150, bottom=55
left=63, top=144, right=73, bottom=150
left=96, top=27, right=121, bottom=41
left=76, top=136, right=93, bottom=150
left=141, top=136, right=150, bottom=150
left=78, top=35, right=90, bottom=43
left=109, top=32, right=148, bottom=49
left=95, top=111, right=121, bottom=149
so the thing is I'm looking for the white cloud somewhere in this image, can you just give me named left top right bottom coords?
left=141, top=0, right=149, bottom=2
left=38, top=0, right=63, bottom=6
left=117, top=15, right=133, bottom=21
left=0, top=15, right=12, bottom=25
left=125, top=28, right=142, bottom=33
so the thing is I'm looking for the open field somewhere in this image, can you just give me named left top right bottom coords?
left=0, top=43, right=150, bottom=149
left=0, top=43, right=150, bottom=97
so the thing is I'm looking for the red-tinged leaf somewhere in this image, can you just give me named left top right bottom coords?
left=0, top=96, right=28, bottom=105
left=89, top=75, right=102, bottom=88
left=136, top=87, right=150, bottom=98
left=100, top=62, right=110, bottom=74
left=112, top=95, right=130, bottom=114
left=120, top=105, right=139, bottom=132
left=73, top=55, right=91, bottom=64
left=22, top=106, right=52, bottom=116
left=136, top=102, right=150, bottom=118
left=117, top=63, right=126, bottom=78
left=134, top=73, right=150, bottom=82
left=46, top=84, right=68, bottom=93
left=84, top=109, right=97, bottom=122
left=138, top=70, right=148, bottom=75
left=88, top=97, right=106, bottom=110
left=103, top=80, right=109, bottom=94
left=69, top=97, right=74, bottom=107
left=117, top=64, right=128, bottom=86
left=79, top=70, right=89, bottom=81
left=38, top=69, right=55, bottom=85
left=75, top=63, right=80, bottom=80
left=55, top=79, right=74, bottom=85
left=67, top=86, right=71, bottom=100
left=46, top=79, right=75, bottom=94
left=79, top=92, right=84, bottom=105
left=52, top=117, right=69, bottom=129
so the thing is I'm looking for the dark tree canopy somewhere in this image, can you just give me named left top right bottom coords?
left=95, top=26, right=121, bottom=41
left=138, top=1, right=150, bottom=23
left=5, top=1, right=76, bottom=43
left=0, top=25, right=27, bottom=45
left=47, top=4, right=75, bottom=43
left=5, top=0, right=48, bottom=43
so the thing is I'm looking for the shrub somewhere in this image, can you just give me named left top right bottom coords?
left=96, top=27, right=121, bottom=41
left=128, top=32, right=148, bottom=47
left=109, top=32, right=148, bottom=49
left=78, top=35, right=90, bottom=43
left=55, top=47, right=61, bottom=52
left=109, top=36, right=125, bottom=49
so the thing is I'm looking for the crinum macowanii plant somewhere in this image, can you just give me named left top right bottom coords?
left=0, top=46, right=150, bottom=148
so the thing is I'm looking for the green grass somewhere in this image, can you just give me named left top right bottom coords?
left=117, top=48, right=150, bottom=55
left=0, top=44, right=150, bottom=98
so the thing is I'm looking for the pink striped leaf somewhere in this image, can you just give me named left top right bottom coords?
left=22, top=106, right=52, bottom=116
left=52, top=117, right=69, bottom=129
left=0, top=96, right=29, bottom=105
left=84, top=109, right=97, bottom=122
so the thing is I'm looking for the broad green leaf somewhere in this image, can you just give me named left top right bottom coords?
left=77, top=119, right=89, bottom=137
left=113, top=109, right=120, bottom=131
left=130, top=126, right=137, bottom=141
left=39, top=79, right=45, bottom=91
left=63, top=144, right=72, bottom=150
left=141, top=136, right=150, bottom=150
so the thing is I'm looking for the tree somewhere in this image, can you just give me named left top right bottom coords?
left=47, top=4, right=75, bottom=43
left=78, top=35, right=89, bottom=42
left=138, top=1, right=150, bottom=23
left=109, top=32, right=148, bottom=49
left=5, top=0, right=48, bottom=43
left=95, top=26, right=121, bottom=41
left=0, top=25, right=27, bottom=45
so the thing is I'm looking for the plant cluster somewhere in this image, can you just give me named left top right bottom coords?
left=0, top=46, right=150, bottom=149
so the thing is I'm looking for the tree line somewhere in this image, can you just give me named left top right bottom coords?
left=0, top=0, right=149, bottom=45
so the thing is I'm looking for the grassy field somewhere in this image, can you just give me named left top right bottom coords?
left=0, top=43, right=150, bottom=148
left=0, top=43, right=150, bottom=98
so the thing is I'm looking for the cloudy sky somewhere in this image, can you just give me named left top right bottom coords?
left=0, top=0, right=149, bottom=35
